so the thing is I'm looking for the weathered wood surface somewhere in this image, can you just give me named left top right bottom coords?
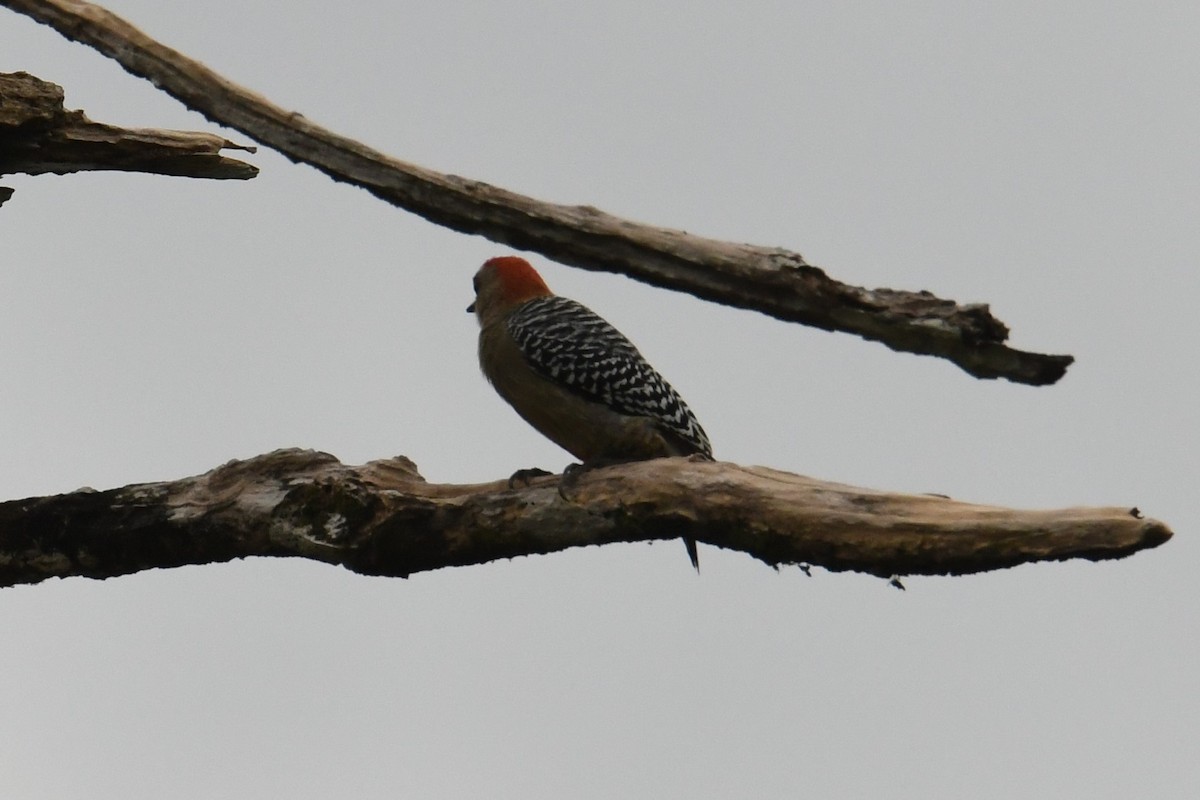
left=0, top=71, right=256, bottom=179
left=0, top=449, right=1169, bottom=587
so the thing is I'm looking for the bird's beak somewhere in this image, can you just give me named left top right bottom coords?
left=466, top=301, right=476, bottom=313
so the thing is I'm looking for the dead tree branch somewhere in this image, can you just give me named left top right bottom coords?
left=0, top=71, right=256, bottom=181
left=0, top=449, right=1170, bottom=588
left=2, top=0, right=1072, bottom=385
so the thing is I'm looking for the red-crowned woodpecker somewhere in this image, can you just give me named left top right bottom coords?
left=468, top=256, right=712, bottom=570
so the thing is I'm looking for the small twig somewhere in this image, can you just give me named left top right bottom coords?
left=0, top=71, right=256, bottom=180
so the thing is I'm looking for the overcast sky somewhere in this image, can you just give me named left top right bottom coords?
left=2, top=1, right=1197, bottom=797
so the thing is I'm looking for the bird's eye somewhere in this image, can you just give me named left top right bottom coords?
left=472, top=276, right=480, bottom=293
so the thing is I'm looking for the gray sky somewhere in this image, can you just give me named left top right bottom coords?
left=2, top=1, right=1197, bottom=797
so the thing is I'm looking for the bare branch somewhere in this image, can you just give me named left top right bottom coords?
left=0, top=449, right=1169, bottom=588
left=0, top=71, right=256, bottom=181
left=1, top=0, right=1073, bottom=385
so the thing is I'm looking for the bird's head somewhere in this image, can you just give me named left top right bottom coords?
left=468, top=256, right=552, bottom=326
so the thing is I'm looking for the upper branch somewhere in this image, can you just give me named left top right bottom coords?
left=0, top=449, right=1170, bottom=588
left=2, top=0, right=1072, bottom=385
left=0, top=71, right=256, bottom=180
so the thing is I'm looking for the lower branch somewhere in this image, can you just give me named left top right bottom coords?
left=0, top=449, right=1170, bottom=588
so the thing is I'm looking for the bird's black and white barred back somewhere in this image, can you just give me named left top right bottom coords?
left=505, top=295, right=713, bottom=458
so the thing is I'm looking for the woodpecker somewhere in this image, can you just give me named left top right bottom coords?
left=468, top=256, right=712, bottom=570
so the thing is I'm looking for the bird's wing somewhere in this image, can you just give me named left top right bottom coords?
left=506, top=295, right=712, bottom=457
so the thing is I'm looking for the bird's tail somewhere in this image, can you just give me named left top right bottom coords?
left=684, top=536, right=700, bottom=573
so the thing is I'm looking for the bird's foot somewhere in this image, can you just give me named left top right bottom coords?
left=557, top=461, right=590, bottom=501
left=507, top=467, right=554, bottom=489
left=556, top=458, right=629, bottom=500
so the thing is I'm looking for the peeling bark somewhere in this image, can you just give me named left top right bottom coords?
left=0, top=449, right=1170, bottom=588
left=0, top=71, right=256, bottom=180
left=1, top=0, right=1073, bottom=385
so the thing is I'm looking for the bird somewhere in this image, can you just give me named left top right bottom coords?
left=468, top=255, right=713, bottom=570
